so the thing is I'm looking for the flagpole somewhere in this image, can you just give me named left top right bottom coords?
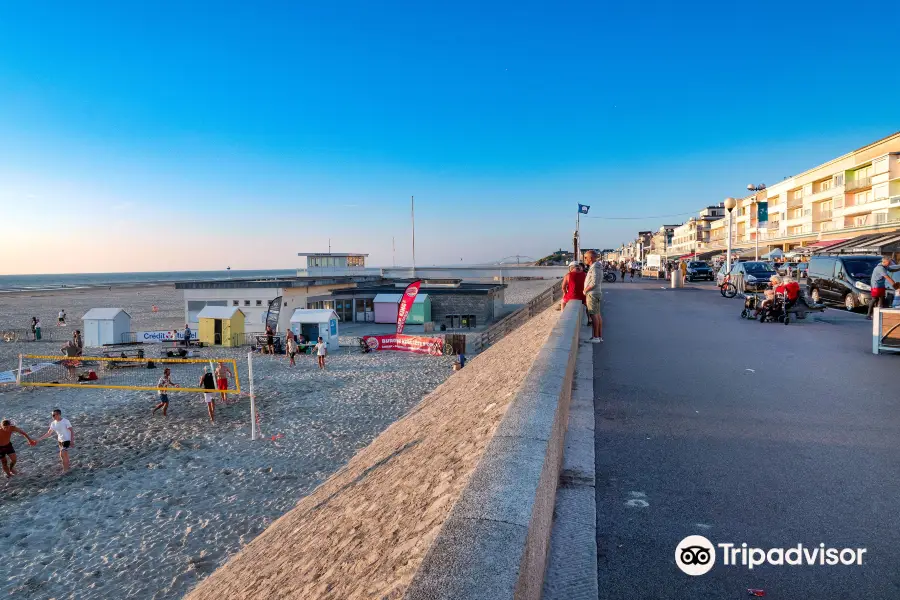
left=411, top=195, right=416, bottom=278
left=575, top=209, right=581, bottom=261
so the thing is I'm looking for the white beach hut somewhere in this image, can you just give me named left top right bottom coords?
left=289, top=309, right=340, bottom=349
left=82, top=308, right=132, bottom=347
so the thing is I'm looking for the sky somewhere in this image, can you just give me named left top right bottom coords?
left=1, top=1, right=898, bottom=274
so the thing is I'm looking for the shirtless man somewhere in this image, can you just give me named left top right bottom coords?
left=215, top=362, right=233, bottom=403
left=0, top=420, right=37, bottom=477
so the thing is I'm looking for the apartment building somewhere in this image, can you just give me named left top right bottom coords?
left=669, top=204, right=726, bottom=257
left=728, top=132, right=900, bottom=253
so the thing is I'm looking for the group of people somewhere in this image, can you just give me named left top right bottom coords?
left=0, top=409, right=75, bottom=477
left=561, top=249, right=605, bottom=343
left=284, top=329, right=328, bottom=369
left=61, top=329, right=84, bottom=357
left=753, top=274, right=802, bottom=321
left=152, top=361, right=234, bottom=422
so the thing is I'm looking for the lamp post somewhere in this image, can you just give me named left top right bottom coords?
left=724, top=197, right=737, bottom=276
left=747, top=184, right=766, bottom=261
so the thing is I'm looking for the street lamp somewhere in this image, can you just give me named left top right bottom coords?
left=747, top=184, right=766, bottom=260
left=724, top=197, right=737, bottom=276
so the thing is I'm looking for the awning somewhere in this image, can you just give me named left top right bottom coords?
left=812, top=233, right=900, bottom=255
left=762, top=248, right=784, bottom=259
left=806, top=238, right=848, bottom=249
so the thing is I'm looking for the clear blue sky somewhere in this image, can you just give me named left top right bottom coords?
left=1, top=1, right=897, bottom=273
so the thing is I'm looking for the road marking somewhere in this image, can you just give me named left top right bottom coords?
left=695, top=523, right=712, bottom=530
left=625, top=491, right=649, bottom=508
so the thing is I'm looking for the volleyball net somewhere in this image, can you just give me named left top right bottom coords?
left=16, top=355, right=242, bottom=394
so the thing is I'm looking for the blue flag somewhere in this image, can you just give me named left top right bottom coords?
left=578, top=204, right=590, bottom=214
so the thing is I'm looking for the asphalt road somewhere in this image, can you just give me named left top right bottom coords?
left=594, top=278, right=900, bottom=599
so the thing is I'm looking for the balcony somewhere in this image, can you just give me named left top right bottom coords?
left=814, top=210, right=833, bottom=221
left=846, top=176, right=873, bottom=192
left=787, top=197, right=804, bottom=209
left=805, top=186, right=843, bottom=203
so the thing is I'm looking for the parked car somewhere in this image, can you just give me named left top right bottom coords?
left=729, top=261, right=779, bottom=292
left=777, top=261, right=809, bottom=279
left=806, top=255, right=891, bottom=311
left=777, top=262, right=798, bottom=276
left=686, top=261, right=714, bottom=281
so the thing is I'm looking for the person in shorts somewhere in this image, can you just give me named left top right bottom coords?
left=315, top=337, right=328, bottom=370
left=57, top=309, right=66, bottom=326
left=153, top=368, right=177, bottom=416
left=582, top=250, right=603, bottom=343
left=215, top=362, right=233, bottom=403
left=200, top=366, right=217, bottom=422
left=0, top=419, right=37, bottom=478
left=36, top=409, right=74, bottom=473
left=286, top=334, right=298, bottom=366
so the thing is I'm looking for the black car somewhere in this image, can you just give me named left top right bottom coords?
left=686, top=261, right=714, bottom=281
left=729, top=261, right=778, bottom=292
left=806, top=255, right=892, bottom=311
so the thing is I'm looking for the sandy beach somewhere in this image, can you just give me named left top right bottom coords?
left=0, top=279, right=554, bottom=599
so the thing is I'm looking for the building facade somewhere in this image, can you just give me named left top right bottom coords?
left=617, top=132, right=900, bottom=259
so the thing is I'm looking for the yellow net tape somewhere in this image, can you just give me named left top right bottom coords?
left=18, top=355, right=242, bottom=394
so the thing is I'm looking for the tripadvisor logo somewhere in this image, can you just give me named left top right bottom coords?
left=676, top=535, right=715, bottom=576
left=675, top=536, right=867, bottom=575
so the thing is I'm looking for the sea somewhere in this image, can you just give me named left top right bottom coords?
left=0, top=269, right=297, bottom=293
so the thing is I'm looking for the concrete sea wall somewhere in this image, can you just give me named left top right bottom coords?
left=186, top=302, right=581, bottom=600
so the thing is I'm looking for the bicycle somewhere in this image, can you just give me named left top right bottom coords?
left=603, top=271, right=617, bottom=283
left=720, top=275, right=737, bottom=298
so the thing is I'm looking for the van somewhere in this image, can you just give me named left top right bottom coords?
left=806, top=255, right=891, bottom=311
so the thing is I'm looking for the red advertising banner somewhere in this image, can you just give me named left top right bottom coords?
left=362, top=334, right=444, bottom=356
left=396, top=280, right=422, bottom=334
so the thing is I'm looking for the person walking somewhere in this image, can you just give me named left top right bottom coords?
left=619, top=262, right=627, bottom=283
left=286, top=334, right=298, bottom=366
left=57, top=309, right=66, bottom=327
left=315, top=337, right=328, bottom=370
left=29, top=317, right=37, bottom=341
left=36, top=409, right=74, bottom=473
left=153, top=368, right=178, bottom=416
left=199, top=366, right=217, bottom=422
left=34, top=318, right=42, bottom=341
left=0, top=419, right=37, bottom=478
left=867, top=257, right=900, bottom=319
left=583, top=250, right=604, bottom=343
left=73, top=330, right=84, bottom=356
left=215, top=361, right=233, bottom=402
left=183, top=324, right=192, bottom=348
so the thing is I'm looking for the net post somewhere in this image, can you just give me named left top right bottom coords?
left=16, top=354, right=23, bottom=386
left=248, top=351, right=257, bottom=441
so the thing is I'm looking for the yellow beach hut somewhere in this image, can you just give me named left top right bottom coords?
left=197, top=306, right=245, bottom=347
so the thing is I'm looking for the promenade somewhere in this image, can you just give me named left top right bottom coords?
left=594, top=279, right=900, bottom=598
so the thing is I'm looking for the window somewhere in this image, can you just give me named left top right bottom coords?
left=854, top=215, right=870, bottom=227
left=792, top=190, right=803, bottom=200
left=256, top=300, right=263, bottom=306
left=244, top=300, right=250, bottom=306
left=833, top=173, right=844, bottom=186
left=820, top=180, right=832, bottom=191
left=233, top=300, right=239, bottom=306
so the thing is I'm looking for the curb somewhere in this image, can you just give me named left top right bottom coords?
left=404, top=303, right=581, bottom=600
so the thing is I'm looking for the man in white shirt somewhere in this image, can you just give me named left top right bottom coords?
left=37, top=409, right=74, bottom=473
left=315, top=337, right=328, bottom=370
left=582, top=250, right=604, bottom=343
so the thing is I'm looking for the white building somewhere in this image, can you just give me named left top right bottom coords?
left=82, top=308, right=131, bottom=347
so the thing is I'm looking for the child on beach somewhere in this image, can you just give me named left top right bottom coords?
left=286, top=334, right=298, bottom=366
left=199, top=367, right=216, bottom=422
left=315, top=337, right=327, bottom=370
left=58, top=309, right=66, bottom=326
left=36, top=409, right=74, bottom=473
left=153, top=368, right=178, bottom=416
left=0, top=420, right=37, bottom=478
